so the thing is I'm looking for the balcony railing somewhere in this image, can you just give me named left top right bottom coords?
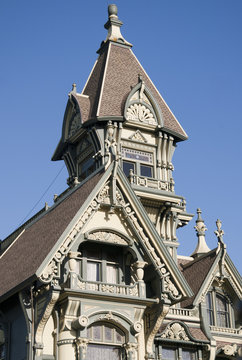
left=128, top=173, right=174, bottom=192
left=68, top=273, right=146, bottom=298
left=210, top=325, right=242, bottom=335
left=168, top=308, right=193, bottom=317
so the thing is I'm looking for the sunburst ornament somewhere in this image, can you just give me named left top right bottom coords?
left=126, top=103, right=156, bottom=124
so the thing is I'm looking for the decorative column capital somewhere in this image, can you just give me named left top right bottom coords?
left=75, top=337, right=89, bottom=359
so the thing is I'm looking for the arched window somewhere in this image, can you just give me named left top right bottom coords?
left=206, top=291, right=231, bottom=328
left=86, top=323, right=126, bottom=360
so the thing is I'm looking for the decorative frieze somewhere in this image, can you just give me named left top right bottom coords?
left=76, top=278, right=139, bottom=297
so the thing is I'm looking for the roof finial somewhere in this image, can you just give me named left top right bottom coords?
left=191, top=208, right=210, bottom=258
left=101, top=4, right=132, bottom=48
left=108, top=4, right=118, bottom=17
left=215, top=219, right=224, bottom=244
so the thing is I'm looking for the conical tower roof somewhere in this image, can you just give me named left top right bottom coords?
left=73, top=4, right=187, bottom=140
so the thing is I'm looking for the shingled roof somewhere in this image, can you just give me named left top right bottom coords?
left=76, top=41, right=187, bottom=140
left=179, top=249, right=218, bottom=308
left=0, top=170, right=104, bottom=302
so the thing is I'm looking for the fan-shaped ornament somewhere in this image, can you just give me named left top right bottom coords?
left=126, top=103, right=156, bottom=125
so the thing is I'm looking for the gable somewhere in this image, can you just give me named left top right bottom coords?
left=36, top=162, right=192, bottom=304
left=180, top=249, right=242, bottom=308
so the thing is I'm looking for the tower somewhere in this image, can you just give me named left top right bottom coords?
left=0, top=4, right=241, bottom=360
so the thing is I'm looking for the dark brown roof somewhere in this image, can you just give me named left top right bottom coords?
left=73, top=94, right=90, bottom=123
left=0, top=171, right=104, bottom=301
left=180, top=250, right=218, bottom=308
left=80, top=42, right=187, bottom=139
left=189, top=327, right=208, bottom=342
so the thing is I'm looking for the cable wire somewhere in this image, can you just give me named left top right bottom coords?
left=19, top=165, right=65, bottom=227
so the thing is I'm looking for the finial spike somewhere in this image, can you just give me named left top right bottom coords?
left=215, top=218, right=225, bottom=244
left=100, top=4, right=132, bottom=50
left=72, top=83, right=77, bottom=93
left=191, top=208, right=210, bottom=258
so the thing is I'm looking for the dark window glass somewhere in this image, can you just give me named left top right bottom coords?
left=206, top=293, right=214, bottom=325
left=140, top=164, right=153, bottom=178
left=123, top=161, right=135, bottom=177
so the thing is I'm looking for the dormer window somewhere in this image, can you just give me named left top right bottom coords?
left=206, top=291, right=231, bottom=328
left=122, top=148, right=153, bottom=178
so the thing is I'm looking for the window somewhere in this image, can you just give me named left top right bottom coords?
left=159, top=347, right=196, bottom=360
left=79, top=244, right=131, bottom=285
left=122, top=148, right=154, bottom=178
left=86, top=324, right=126, bottom=360
left=206, top=291, right=231, bottom=328
left=78, top=156, right=95, bottom=181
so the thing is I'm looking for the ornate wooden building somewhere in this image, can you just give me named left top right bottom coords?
left=0, top=4, right=241, bottom=360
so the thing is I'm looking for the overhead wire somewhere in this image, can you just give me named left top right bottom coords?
left=18, top=165, right=65, bottom=227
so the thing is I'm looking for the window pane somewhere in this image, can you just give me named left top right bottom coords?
left=123, top=161, right=135, bottom=177
left=182, top=350, right=196, bottom=360
left=107, top=264, right=118, bottom=284
left=140, top=164, right=153, bottom=178
left=92, top=325, right=102, bottom=341
left=206, top=293, right=214, bottom=325
left=104, top=326, right=113, bottom=342
left=216, top=295, right=229, bottom=327
left=87, top=262, right=100, bottom=281
left=206, top=293, right=212, bottom=310
left=115, top=328, right=124, bottom=343
left=86, top=344, right=121, bottom=360
left=162, top=348, right=176, bottom=359
left=216, top=295, right=226, bottom=312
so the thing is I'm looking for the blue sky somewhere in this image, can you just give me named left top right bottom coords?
left=0, top=1, right=241, bottom=274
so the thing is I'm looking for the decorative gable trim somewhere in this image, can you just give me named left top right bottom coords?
left=128, top=130, right=148, bottom=143
left=124, top=77, right=163, bottom=127
left=84, top=228, right=133, bottom=246
left=37, top=163, right=191, bottom=303
left=193, top=251, right=242, bottom=307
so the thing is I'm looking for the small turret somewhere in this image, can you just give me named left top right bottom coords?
left=191, top=208, right=210, bottom=258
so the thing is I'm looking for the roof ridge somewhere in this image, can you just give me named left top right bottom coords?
left=96, top=42, right=111, bottom=117
left=181, top=248, right=217, bottom=269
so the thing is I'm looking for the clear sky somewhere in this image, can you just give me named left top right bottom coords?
left=0, top=1, right=241, bottom=274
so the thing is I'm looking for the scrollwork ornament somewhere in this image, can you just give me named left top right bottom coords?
left=222, top=344, right=237, bottom=356
left=164, top=276, right=181, bottom=300
left=161, top=322, right=189, bottom=341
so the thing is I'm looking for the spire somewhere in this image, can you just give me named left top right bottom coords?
left=191, top=208, right=210, bottom=258
left=102, top=4, right=132, bottom=48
